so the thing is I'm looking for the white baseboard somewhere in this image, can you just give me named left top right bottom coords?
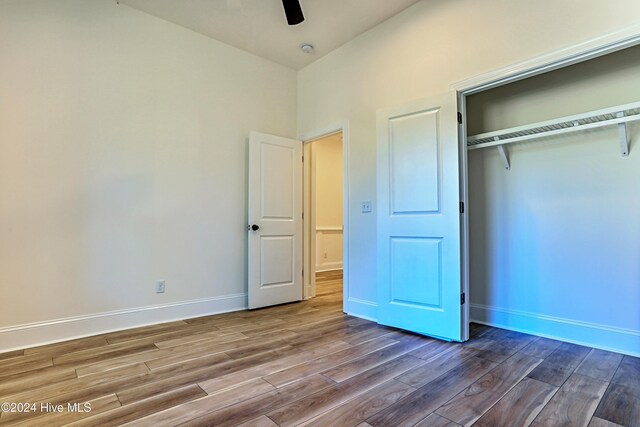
left=316, top=262, right=343, bottom=272
left=0, top=294, right=247, bottom=353
left=470, top=303, right=640, bottom=357
left=345, top=297, right=377, bottom=322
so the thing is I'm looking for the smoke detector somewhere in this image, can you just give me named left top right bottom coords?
left=300, top=43, right=314, bottom=54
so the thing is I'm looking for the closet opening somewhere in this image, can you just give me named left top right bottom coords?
left=460, top=43, right=640, bottom=355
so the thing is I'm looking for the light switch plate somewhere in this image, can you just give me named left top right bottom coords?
left=361, top=200, right=372, bottom=213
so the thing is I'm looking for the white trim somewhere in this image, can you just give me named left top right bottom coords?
left=345, top=297, right=377, bottom=322
left=315, top=262, right=344, bottom=272
left=315, top=226, right=343, bottom=232
left=0, top=294, right=247, bottom=353
left=458, top=92, right=470, bottom=342
left=315, top=264, right=344, bottom=273
left=452, top=23, right=640, bottom=94
left=470, top=303, right=640, bottom=357
left=299, top=121, right=350, bottom=312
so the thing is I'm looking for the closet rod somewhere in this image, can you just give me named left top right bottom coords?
left=467, top=101, right=640, bottom=153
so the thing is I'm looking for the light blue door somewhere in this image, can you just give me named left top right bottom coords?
left=376, top=92, right=464, bottom=341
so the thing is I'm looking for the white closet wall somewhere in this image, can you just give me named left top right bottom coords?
left=467, top=46, right=640, bottom=355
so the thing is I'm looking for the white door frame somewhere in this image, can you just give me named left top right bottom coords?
left=299, top=122, right=350, bottom=310
left=451, top=23, right=640, bottom=339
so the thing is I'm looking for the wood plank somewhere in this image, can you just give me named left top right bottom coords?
left=408, top=339, right=458, bottom=361
left=116, top=348, right=293, bottom=405
left=339, top=326, right=397, bottom=346
left=266, top=354, right=427, bottom=427
left=610, top=355, right=640, bottom=391
left=321, top=334, right=430, bottom=382
left=177, top=375, right=334, bottom=427
left=235, top=415, right=280, bottom=427
left=469, top=323, right=492, bottom=339
left=0, top=363, right=151, bottom=423
left=519, top=337, right=562, bottom=359
left=0, top=349, right=25, bottom=361
left=301, top=379, right=415, bottom=427
left=588, top=417, right=624, bottom=427
left=575, top=349, right=623, bottom=382
left=366, top=356, right=497, bottom=427
left=593, top=382, right=640, bottom=427
left=0, top=354, right=53, bottom=379
left=224, top=335, right=300, bottom=360
left=396, top=346, right=478, bottom=388
left=0, top=365, right=77, bottom=398
left=69, top=384, right=207, bottom=426
left=198, top=340, right=351, bottom=394
left=435, top=352, right=542, bottom=426
left=264, top=337, right=398, bottom=387
left=104, top=320, right=190, bottom=344
left=24, top=336, right=109, bottom=358
left=472, top=377, right=557, bottom=427
left=75, top=349, right=162, bottom=377
left=52, top=340, right=158, bottom=367
left=76, top=331, right=246, bottom=377
left=8, top=393, right=121, bottom=427
left=415, top=413, right=462, bottom=427
left=530, top=374, right=608, bottom=427
left=464, top=337, right=525, bottom=364
left=527, top=342, right=590, bottom=386
left=122, top=378, right=275, bottom=427
left=147, top=351, right=233, bottom=375
left=153, top=329, right=249, bottom=349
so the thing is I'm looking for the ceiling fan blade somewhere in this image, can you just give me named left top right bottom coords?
left=282, top=0, right=304, bottom=25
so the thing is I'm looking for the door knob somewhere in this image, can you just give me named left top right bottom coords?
left=251, top=224, right=260, bottom=231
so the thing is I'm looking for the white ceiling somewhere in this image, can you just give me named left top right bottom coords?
left=119, top=0, right=421, bottom=70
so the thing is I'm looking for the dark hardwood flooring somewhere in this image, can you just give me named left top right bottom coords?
left=0, top=270, right=637, bottom=426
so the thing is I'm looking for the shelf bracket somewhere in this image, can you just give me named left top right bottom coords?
left=495, top=138, right=510, bottom=170
left=617, top=112, right=629, bottom=157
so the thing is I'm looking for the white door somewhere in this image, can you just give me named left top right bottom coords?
left=376, top=92, right=464, bottom=341
left=248, top=131, right=303, bottom=309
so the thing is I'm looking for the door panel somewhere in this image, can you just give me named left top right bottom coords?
left=390, top=110, right=440, bottom=214
left=261, top=143, right=295, bottom=219
left=390, top=237, right=442, bottom=308
left=377, top=92, right=463, bottom=341
left=249, top=132, right=303, bottom=309
left=260, top=236, right=294, bottom=286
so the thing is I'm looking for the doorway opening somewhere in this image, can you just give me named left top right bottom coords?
left=303, top=131, right=345, bottom=306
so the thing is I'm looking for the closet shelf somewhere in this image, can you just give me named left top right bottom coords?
left=466, top=101, right=640, bottom=169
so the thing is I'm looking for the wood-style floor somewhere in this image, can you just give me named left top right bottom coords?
left=0, top=270, right=638, bottom=426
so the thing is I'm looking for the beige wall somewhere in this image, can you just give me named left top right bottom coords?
left=0, top=0, right=296, bottom=349
left=297, top=0, right=640, bottom=327
left=314, top=134, right=343, bottom=228
left=313, top=133, right=343, bottom=271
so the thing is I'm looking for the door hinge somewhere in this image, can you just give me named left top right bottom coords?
left=459, top=201, right=464, bottom=214
left=302, top=155, right=304, bottom=162
left=461, top=292, right=466, bottom=305
left=457, top=112, right=462, bottom=124
left=302, top=212, right=304, bottom=219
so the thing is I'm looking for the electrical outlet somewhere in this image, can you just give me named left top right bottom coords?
left=155, top=280, right=165, bottom=294
left=361, top=200, right=372, bottom=213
